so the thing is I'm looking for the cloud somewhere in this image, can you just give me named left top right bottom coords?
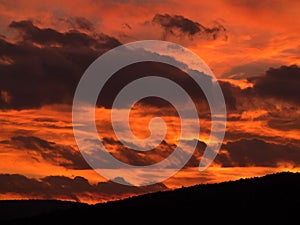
left=0, top=20, right=216, bottom=110
left=0, top=174, right=42, bottom=194
left=152, top=14, right=227, bottom=40
left=102, top=137, right=176, bottom=166
left=249, top=64, right=300, bottom=104
left=219, top=81, right=243, bottom=110
left=0, top=19, right=258, bottom=114
left=9, top=20, right=119, bottom=48
left=98, top=61, right=212, bottom=111
left=219, top=64, right=300, bottom=114
left=268, top=118, right=300, bottom=131
left=1, top=133, right=207, bottom=170
left=0, top=173, right=168, bottom=202
left=102, top=137, right=206, bottom=168
left=182, top=139, right=207, bottom=167
left=100, top=61, right=298, bottom=114
left=218, top=139, right=300, bottom=167
left=0, top=20, right=121, bottom=109
left=2, top=136, right=90, bottom=169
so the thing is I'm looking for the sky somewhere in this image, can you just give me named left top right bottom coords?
left=0, top=0, right=300, bottom=204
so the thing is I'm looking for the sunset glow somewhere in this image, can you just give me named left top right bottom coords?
left=0, top=0, right=300, bottom=204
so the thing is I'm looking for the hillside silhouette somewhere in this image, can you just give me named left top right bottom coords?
left=2, top=172, right=300, bottom=224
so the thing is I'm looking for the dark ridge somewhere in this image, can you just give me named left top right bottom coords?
left=2, top=172, right=300, bottom=224
left=0, top=200, right=86, bottom=221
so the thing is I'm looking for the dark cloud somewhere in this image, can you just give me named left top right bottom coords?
left=224, top=130, right=300, bottom=147
left=219, top=81, right=242, bottom=111
left=217, top=139, right=300, bottom=167
left=249, top=64, right=300, bottom=104
left=0, top=19, right=226, bottom=112
left=212, top=79, right=259, bottom=113
left=102, top=137, right=206, bottom=168
left=220, top=64, right=300, bottom=114
left=268, top=118, right=300, bottom=131
left=2, top=136, right=90, bottom=169
left=261, top=108, right=300, bottom=131
left=0, top=20, right=121, bottom=109
left=102, top=137, right=176, bottom=166
left=182, top=139, right=207, bottom=167
left=153, top=14, right=200, bottom=36
left=0, top=174, right=168, bottom=202
left=152, top=14, right=227, bottom=40
left=9, top=20, right=118, bottom=48
left=0, top=174, right=42, bottom=194
left=98, top=61, right=211, bottom=112
left=32, top=117, right=73, bottom=129
left=3, top=134, right=204, bottom=170
left=33, top=118, right=60, bottom=123
left=0, top=20, right=216, bottom=110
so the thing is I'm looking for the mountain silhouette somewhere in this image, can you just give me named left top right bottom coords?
left=1, top=172, right=300, bottom=224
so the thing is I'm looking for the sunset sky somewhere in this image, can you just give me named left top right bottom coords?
left=0, top=0, right=300, bottom=204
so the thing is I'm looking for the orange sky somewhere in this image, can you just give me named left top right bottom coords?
left=0, top=0, right=300, bottom=204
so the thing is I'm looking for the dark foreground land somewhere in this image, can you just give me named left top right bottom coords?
left=1, top=172, right=300, bottom=224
